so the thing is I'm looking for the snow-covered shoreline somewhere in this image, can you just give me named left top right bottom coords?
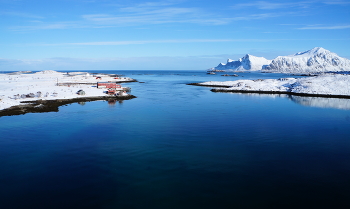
left=194, top=74, right=350, bottom=98
left=0, top=70, right=136, bottom=112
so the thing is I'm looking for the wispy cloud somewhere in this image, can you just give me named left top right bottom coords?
left=9, top=1, right=346, bottom=32
left=39, top=39, right=259, bottom=46
left=10, top=22, right=85, bottom=31
left=9, top=1, right=234, bottom=31
left=82, top=4, right=230, bottom=26
left=298, top=25, right=350, bottom=29
left=323, top=1, right=350, bottom=5
left=231, top=1, right=313, bottom=10
left=78, top=1, right=218, bottom=26
left=232, top=0, right=350, bottom=10
left=0, top=58, right=24, bottom=66
left=0, top=54, right=233, bottom=71
left=0, top=11, right=44, bottom=19
left=230, top=13, right=282, bottom=20
left=30, top=38, right=350, bottom=47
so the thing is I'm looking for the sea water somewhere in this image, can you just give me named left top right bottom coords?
left=0, top=70, right=349, bottom=209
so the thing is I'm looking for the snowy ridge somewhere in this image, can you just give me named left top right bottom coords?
left=211, top=47, right=350, bottom=73
left=211, top=54, right=271, bottom=71
left=263, top=47, right=350, bottom=73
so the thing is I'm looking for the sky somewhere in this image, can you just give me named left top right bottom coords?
left=1, top=0, right=350, bottom=71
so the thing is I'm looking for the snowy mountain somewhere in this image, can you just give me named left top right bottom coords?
left=210, top=54, right=271, bottom=71
left=210, top=47, right=350, bottom=73
left=263, top=47, right=350, bottom=73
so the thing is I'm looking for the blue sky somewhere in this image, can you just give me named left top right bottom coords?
left=1, top=0, right=350, bottom=71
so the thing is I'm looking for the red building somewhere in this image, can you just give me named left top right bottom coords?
left=97, top=82, right=121, bottom=89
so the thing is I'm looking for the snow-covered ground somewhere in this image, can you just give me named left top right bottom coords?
left=0, top=70, right=134, bottom=111
left=199, top=74, right=350, bottom=97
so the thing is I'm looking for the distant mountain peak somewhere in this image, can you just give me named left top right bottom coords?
left=211, top=54, right=271, bottom=71
left=210, top=47, right=350, bottom=73
left=292, top=47, right=330, bottom=57
left=264, top=47, right=350, bottom=73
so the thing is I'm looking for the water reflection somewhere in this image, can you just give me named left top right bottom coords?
left=224, top=92, right=350, bottom=110
left=0, top=96, right=135, bottom=117
left=289, top=95, right=350, bottom=110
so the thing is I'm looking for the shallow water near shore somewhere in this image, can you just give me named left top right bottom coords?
left=1, top=70, right=350, bottom=209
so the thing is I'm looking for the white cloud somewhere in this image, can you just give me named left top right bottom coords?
left=10, top=3, right=232, bottom=31
left=231, top=1, right=313, bottom=10
left=23, top=38, right=350, bottom=48
left=232, top=0, right=350, bottom=10
left=298, top=25, right=350, bottom=29
left=0, top=58, right=24, bottom=66
left=7, top=0, right=347, bottom=32
left=10, top=22, right=85, bottom=31
left=82, top=5, right=230, bottom=26
left=78, top=0, right=228, bottom=26
left=0, top=11, right=44, bottom=19
left=34, top=39, right=279, bottom=46
left=12, top=0, right=293, bottom=32
left=323, top=1, right=350, bottom=5
left=0, top=56, right=226, bottom=71
left=231, top=13, right=281, bottom=20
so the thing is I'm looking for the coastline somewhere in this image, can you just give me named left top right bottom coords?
left=0, top=95, right=136, bottom=117
left=0, top=70, right=137, bottom=113
left=187, top=74, right=350, bottom=99
left=210, top=88, right=350, bottom=99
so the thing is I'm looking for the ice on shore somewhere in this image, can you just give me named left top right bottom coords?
left=199, top=74, right=350, bottom=96
left=0, top=71, right=134, bottom=111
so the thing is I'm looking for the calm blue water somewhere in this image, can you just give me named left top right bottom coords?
left=1, top=70, right=350, bottom=209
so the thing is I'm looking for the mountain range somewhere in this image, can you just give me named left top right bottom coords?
left=210, top=47, right=350, bottom=73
